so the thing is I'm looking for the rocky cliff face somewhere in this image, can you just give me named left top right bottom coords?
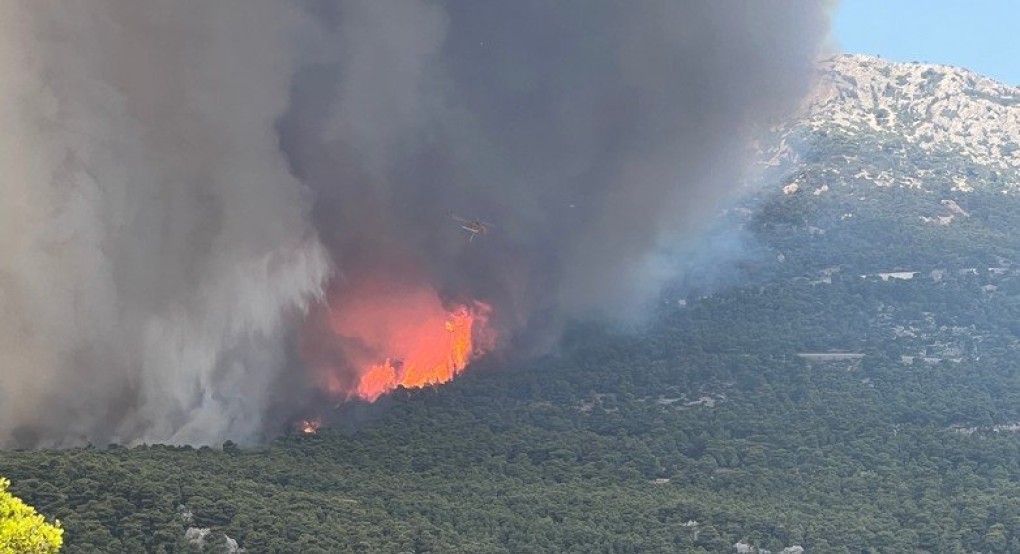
left=757, top=55, right=1020, bottom=199
left=803, top=54, right=1020, bottom=169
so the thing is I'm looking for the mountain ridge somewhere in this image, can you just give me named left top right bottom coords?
left=760, top=54, right=1020, bottom=191
left=807, top=54, right=1020, bottom=169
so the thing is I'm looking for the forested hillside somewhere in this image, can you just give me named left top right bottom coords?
left=6, top=55, right=1020, bottom=553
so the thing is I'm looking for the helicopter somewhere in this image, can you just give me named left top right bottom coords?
left=448, top=212, right=495, bottom=242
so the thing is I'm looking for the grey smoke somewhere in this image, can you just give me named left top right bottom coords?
left=0, top=1, right=831, bottom=446
left=281, top=0, right=833, bottom=343
left=0, top=1, right=331, bottom=446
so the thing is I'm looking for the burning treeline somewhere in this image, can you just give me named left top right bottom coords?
left=300, top=276, right=495, bottom=403
left=0, top=1, right=832, bottom=446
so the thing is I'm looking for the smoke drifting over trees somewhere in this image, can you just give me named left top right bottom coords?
left=0, top=1, right=831, bottom=446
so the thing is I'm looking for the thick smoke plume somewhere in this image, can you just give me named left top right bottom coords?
left=0, top=1, right=831, bottom=446
left=0, top=1, right=331, bottom=446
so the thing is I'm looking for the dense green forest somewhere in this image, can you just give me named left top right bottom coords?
left=9, top=272, right=1020, bottom=553
left=7, top=131, right=1020, bottom=552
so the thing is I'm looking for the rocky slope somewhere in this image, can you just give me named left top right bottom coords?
left=732, top=56, right=1020, bottom=377
left=806, top=54, right=1020, bottom=169
left=761, top=54, right=1020, bottom=192
left=747, top=55, right=1020, bottom=243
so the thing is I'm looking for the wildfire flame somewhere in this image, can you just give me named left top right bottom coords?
left=301, top=277, right=495, bottom=402
left=299, top=419, right=320, bottom=435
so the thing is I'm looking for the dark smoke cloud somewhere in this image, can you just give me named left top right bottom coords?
left=0, top=0, right=832, bottom=446
left=282, top=0, right=833, bottom=341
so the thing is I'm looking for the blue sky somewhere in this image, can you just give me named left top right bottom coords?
left=834, top=0, right=1019, bottom=86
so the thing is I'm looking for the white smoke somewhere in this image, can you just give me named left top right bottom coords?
left=0, top=1, right=331, bottom=446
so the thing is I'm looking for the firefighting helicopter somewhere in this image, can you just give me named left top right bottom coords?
left=448, top=212, right=495, bottom=242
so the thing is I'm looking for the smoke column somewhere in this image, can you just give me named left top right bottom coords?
left=0, top=1, right=832, bottom=446
left=0, top=1, right=331, bottom=446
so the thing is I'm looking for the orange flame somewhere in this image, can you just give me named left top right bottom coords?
left=301, top=277, right=495, bottom=402
left=299, top=418, right=320, bottom=434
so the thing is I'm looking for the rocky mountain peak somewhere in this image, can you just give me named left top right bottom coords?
left=801, top=54, right=1020, bottom=169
